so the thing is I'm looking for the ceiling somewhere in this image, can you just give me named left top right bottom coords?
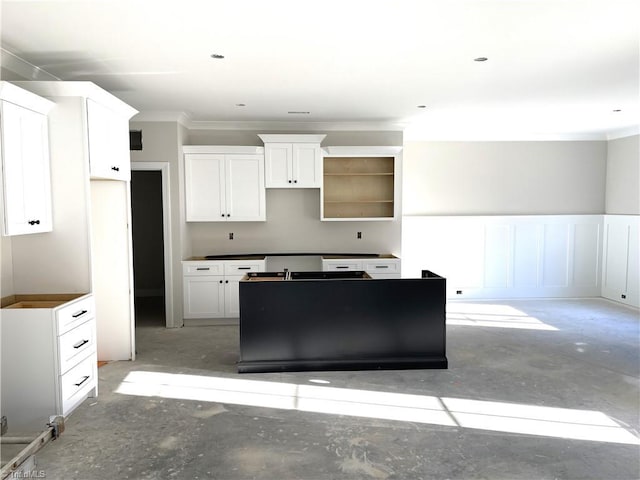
left=1, top=0, right=638, bottom=140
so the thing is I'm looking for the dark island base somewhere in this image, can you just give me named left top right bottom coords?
left=238, top=270, right=448, bottom=374
left=238, top=356, right=448, bottom=374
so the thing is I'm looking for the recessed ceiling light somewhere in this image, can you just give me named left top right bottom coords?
left=417, top=105, right=427, bottom=109
left=613, top=109, right=622, bottom=112
left=287, top=111, right=310, bottom=114
left=235, top=103, right=246, bottom=107
left=210, top=53, right=225, bottom=59
left=474, top=57, right=488, bottom=62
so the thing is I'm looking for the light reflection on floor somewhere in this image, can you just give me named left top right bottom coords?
left=447, top=303, right=558, bottom=330
left=115, top=371, right=639, bottom=445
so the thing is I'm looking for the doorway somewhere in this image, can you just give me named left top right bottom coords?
left=130, top=163, right=173, bottom=328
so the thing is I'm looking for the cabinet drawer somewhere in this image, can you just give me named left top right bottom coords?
left=56, top=296, right=95, bottom=335
left=324, top=261, right=363, bottom=271
left=364, top=260, right=400, bottom=274
left=183, top=263, right=223, bottom=276
left=224, top=262, right=265, bottom=275
left=58, top=320, right=96, bottom=374
left=60, top=355, right=96, bottom=416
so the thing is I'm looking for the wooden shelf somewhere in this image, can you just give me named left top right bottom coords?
left=322, top=155, right=396, bottom=220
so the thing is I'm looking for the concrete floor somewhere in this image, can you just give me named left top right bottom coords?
left=28, top=298, right=640, bottom=479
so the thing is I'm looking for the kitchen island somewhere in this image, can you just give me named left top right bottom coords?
left=238, top=270, right=447, bottom=373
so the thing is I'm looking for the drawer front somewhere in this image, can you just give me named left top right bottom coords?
left=60, top=355, right=96, bottom=416
left=56, top=295, right=95, bottom=335
left=224, top=261, right=265, bottom=275
left=323, top=260, right=363, bottom=271
left=58, top=319, right=96, bottom=374
left=183, top=262, right=224, bottom=276
left=363, top=260, right=400, bottom=275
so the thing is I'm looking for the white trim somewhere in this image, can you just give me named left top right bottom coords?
left=258, top=134, right=327, bottom=143
left=0, top=48, right=60, bottom=81
left=130, top=162, right=175, bottom=329
left=182, top=145, right=264, bottom=155
left=11, top=81, right=138, bottom=119
left=322, top=146, right=403, bottom=156
left=0, top=81, right=55, bottom=114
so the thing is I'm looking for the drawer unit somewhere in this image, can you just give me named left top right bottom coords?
left=58, top=319, right=96, bottom=374
left=0, top=293, right=97, bottom=431
left=61, top=354, right=98, bottom=415
left=183, top=262, right=224, bottom=276
left=322, top=257, right=401, bottom=279
left=183, top=259, right=266, bottom=320
left=224, top=262, right=266, bottom=275
left=323, top=260, right=363, bottom=271
left=57, top=295, right=95, bottom=335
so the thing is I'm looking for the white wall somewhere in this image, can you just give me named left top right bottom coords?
left=606, top=134, right=639, bottom=215
left=403, top=141, right=607, bottom=215
left=0, top=235, right=14, bottom=297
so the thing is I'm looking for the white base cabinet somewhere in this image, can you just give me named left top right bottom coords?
left=0, top=293, right=97, bottom=432
left=183, top=259, right=265, bottom=321
left=322, top=257, right=401, bottom=279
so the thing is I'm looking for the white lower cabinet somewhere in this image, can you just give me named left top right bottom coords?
left=182, top=259, right=265, bottom=320
left=322, top=257, right=401, bottom=279
left=0, top=293, right=97, bottom=432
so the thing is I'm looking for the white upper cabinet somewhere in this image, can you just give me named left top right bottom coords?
left=86, top=98, right=131, bottom=181
left=12, top=81, right=137, bottom=182
left=0, top=82, right=55, bottom=235
left=259, top=134, right=325, bottom=188
left=183, top=146, right=266, bottom=222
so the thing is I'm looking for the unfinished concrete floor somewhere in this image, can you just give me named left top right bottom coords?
left=31, top=298, right=640, bottom=479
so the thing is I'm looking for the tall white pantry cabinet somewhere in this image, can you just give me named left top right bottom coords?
left=1, top=81, right=138, bottom=431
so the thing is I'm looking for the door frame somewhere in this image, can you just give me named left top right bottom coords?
left=131, top=162, right=174, bottom=328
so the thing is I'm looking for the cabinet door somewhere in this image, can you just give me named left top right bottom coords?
left=226, top=154, right=265, bottom=221
left=224, top=275, right=243, bottom=317
left=292, top=143, right=321, bottom=187
left=183, top=276, right=225, bottom=318
left=264, top=143, right=292, bottom=187
left=1, top=101, right=52, bottom=235
left=185, top=154, right=226, bottom=221
left=86, top=99, right=130, bottom=181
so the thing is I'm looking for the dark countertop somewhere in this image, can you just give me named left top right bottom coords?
left=185, top=253, right=398, bottom=261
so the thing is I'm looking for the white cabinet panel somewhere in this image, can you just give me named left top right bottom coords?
left=292, top=143, right=322, bottom=187
left=264, top=143, right=292, bottom=187
left=183, top=276, right=225, bottom=318
left=260, top=134, right=324, bottom=188
left=185, top=154, right=225, bottom=221
left=1, top=95, right=53, bottom=235
left=184, top=152, right=265, bottom=222
left=226, top=155, right=266, bottom=221
left=86, top=99, right=130, bottom=180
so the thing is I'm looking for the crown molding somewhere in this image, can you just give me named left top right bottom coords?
left=183, top=118, right=407, bottom=132
left=0, top=48, right=60, bottom=81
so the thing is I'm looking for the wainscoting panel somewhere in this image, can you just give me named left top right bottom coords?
left=402, top=215, right=604, bottom=299
left=602, top=215, right=639, bottom=308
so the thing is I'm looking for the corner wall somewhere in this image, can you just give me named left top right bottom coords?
left=606, top=134, right=639, bottom=215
